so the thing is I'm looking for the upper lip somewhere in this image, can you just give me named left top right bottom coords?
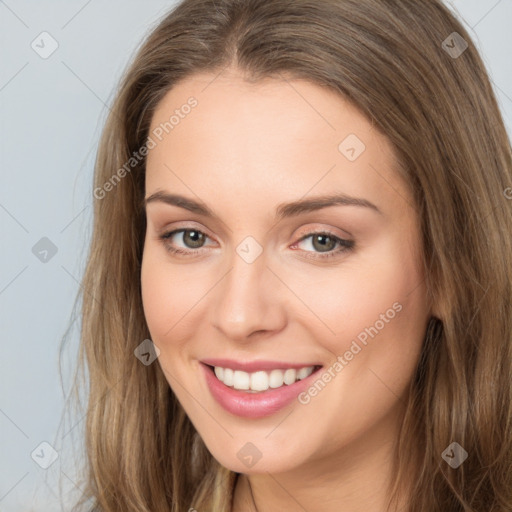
left=201, top=358, right=322, bottom=372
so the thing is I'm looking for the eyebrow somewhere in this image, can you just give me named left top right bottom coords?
left=144, top=190, right=382, bottom=220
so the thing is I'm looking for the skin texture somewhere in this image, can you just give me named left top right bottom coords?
left=141, top=68, right=433, bottom=511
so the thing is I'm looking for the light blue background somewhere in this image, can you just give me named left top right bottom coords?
left=1, top=1, right=511, bottom=510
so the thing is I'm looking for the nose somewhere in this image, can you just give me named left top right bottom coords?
left=211, top=247, right=286, bottom=343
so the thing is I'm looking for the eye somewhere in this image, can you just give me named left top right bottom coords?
left=159, top=228, right=214, bottom=256
left=292, top=231, right=354, bottom=260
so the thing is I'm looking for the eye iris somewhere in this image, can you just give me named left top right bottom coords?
left=184, top=230, right=205, bottom=249
left=312, top=234, right=336, bottom=252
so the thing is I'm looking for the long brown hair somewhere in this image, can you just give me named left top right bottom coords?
left=67, top=1, right=512, bottom=510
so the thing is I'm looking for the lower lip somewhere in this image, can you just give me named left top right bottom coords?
left=200, top=363, right=321, bottom=418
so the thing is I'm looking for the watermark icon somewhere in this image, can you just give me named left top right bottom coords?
left=298, top=301, right=403, bottom=404
left=31, top=31, right=59, bottom=59
left=236, top=236, right=263, bottom=264
left=441, top=442, right=468, bottom=468
left=338, top=134, right=366, bottom=162
left=32, top=237, right=58, bottom=263
left=442, top=32, right=468, bottom=59
left=94, top=97, right=198, bottom=200
left=134, top=338, right=160, bottom=366
left=237, top=442, right=262, bottom=468
left=504, top=187, right=512, bottom=200
left=31, top=441, right=59, bottom=469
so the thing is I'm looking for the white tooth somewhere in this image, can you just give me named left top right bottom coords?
left=283, top=368, right=297, bottom=385
left=250, top=371, right=269, bottom=391
left=223, top=367, right=234, bottom=386
left=269, top=369, right=285, bottom=388
left=214, top=366, right=224, bottom=381
left=214, top=365, right=314, bottom=391
left=297, top=366, right=314, bottom=380
left=233, top=370, right=250, bottom=390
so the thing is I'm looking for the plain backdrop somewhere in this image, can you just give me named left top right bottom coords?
left=0, top=1, right=511, bottom=510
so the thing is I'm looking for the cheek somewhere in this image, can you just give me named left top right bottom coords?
left=140, top=247, right=192, bottom=349
left=140, top=254, right=170, bottom=340
left=289, top=236, right=427, bottom=358
left=140, top=243, right=220, bottom=361
left=140, top=247, right=205, bottom=395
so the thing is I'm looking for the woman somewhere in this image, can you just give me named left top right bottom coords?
left=71, top=0, right=512, bottom=510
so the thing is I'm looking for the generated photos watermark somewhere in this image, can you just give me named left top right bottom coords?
left=94, top=96, right=198, bottom=200
left=298, top=301, right=403, bottom=405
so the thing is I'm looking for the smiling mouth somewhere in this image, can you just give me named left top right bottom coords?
left=205, top=364, right=323, bottom=393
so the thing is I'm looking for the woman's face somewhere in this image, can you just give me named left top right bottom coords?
left=141, top=69, right=432, bottom=474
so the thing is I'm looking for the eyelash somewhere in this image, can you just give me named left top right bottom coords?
left=158, top=228, right=355, bottom=260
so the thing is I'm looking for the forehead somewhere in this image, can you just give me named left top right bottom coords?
left=145, top=71, right=411, bottom=218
